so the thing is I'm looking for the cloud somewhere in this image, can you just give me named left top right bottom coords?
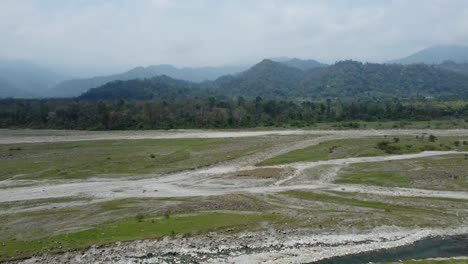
left=0, top=0, right=467, bottom=72
left=150, top=0, right=173, bottom=9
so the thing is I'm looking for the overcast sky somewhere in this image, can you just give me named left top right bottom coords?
left=1, top=0, right=467, bottom=73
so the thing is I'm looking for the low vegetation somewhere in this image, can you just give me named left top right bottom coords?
left=0, top=137, right=272, bottom=180
left=259, top=136, right=468, bottom=165
left=336, top=154, right=468, bottom=191
left=279, top=190, right=464, bottom=231
left=283, top=191, right=434, bottom=213
left=233, top=168, right=291, bottom=179
left=1, top=131, right=467, bottom=262
left=0, top=212, right=285, bottom=261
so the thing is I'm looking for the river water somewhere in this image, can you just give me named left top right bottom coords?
left=314, top=234, right=468, bottom=264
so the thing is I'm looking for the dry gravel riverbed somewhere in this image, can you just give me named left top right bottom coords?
left=2, top=128, right=468, bottom=144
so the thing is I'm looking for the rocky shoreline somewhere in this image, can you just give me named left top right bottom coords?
left=10, top=227, right=468, bottom=264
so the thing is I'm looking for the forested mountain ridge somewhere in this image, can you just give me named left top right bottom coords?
left=300, top=60, right=468, bottom=99
left=79, top=75, right=206, bottom=100
left=214, top=60, right=468, bottom=99
left=3, top=54, right=467, bottom=100
left=52, top=58, right=323, bottom=98
left=80, top=59, right=468, bottom=100
left=210, top=59, right=306, bottom=97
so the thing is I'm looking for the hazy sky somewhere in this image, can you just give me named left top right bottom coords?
left=1, top=0, right=467, bottom=72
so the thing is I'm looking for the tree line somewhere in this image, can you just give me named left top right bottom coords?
left=0, top=97, right=467, bottom=130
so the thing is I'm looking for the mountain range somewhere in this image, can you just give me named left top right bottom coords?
left=1, top=44, right=468, bottom=99
left=49, top=64, right=249, bottom=98
left=81, top=59, right=468, bottom=101
left=51, top=58, right=327, bottom=98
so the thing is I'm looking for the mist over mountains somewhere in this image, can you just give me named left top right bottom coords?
left=0, top=45, right=467, bottom=99
left=49, top=64, right=249, bottom=98
left=392, top=45, right=468, bottom=64
left=0, top=59, right=66, bottom=98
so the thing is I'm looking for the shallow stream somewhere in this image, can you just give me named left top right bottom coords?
left=314, top=234, right=468, bottom=264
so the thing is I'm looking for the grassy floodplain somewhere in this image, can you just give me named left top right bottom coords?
left=0, top=137, right=275, bottom=180
left=308, top=119, right=468, bottom=130
left=259, top=136, right=468, bottom=165
left=1, top=190, right=466, bottom=262
left=335, top=154, right=468, bottom=191
left=1, top=129, right=468, bottom=262
left=0, top=212, right=286, bottom=261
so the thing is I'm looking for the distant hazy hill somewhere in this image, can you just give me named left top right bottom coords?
left=51, top=64, right=247, bottom=97
left=81, top=59, right=468, bottom=100
left=271, top=57, right=327, bottom=71
left=0, top=59, right=65, bottom=98
left=0, top=78, right=31, bottom=98
left=393, top=45, right=468, bottom=64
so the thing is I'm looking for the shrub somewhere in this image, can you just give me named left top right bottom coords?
left=423, top=145, right=437, bottom=151
left=135, top=214, right=145, bottom=222
left=376, top=141, right=390, bottom=150
left=376, top=141, right=401, bottom=154
left=341, top=122, right=360, bottom=129
left=429, top=134, right=437, bottom=142
left=8, top=147, right=22, bottom=151
left=385, top=145, right=401, bottom=154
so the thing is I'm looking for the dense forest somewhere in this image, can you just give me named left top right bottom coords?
left=1, top=97, right=467, bottom=130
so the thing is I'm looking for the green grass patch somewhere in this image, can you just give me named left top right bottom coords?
left=284, top=191, right=436, bottom=214
left=336, top=154, right=468, bottom=191
left=0, top=212, right=284, bottom=261
left=310, top=119, right=468, bottom=130
left=0, top=196, right=90, bottom=211
left=0, top=137, right=272, bottom=180
left=334, top=172, right=411, bottom=187
left=259, top=136, right=468, bottom=165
